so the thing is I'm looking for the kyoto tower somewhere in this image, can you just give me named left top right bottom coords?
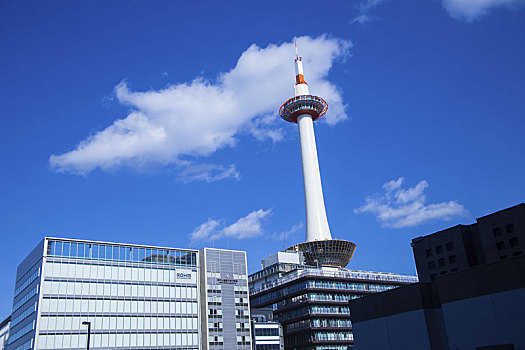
left=279, top=43, right=356, bottom=267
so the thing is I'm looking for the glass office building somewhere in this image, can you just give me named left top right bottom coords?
left=249, top=251, right=418, bottom=350
left=7, top=238, right=200, bottom=350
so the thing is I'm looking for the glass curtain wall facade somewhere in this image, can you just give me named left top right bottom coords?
left=249, top=265, right=418, bottom=350
left=8, top=240, right=45, bottom=350
left=7, top=238, right=200, bottom=350
left=200, top=248, right=251, bottom=350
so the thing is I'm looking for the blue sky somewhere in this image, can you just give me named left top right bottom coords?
left=1, top=0, right=524, bottom=317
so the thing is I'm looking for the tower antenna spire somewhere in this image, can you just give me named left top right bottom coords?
left=278, top=42, right=356, bottom=268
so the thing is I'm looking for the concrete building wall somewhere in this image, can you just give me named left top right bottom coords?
left=412, top=225, right=472, bottom=282
left=442, top=288, right=525, bottom=350
left=476, top=204, right=525, bottom=264
left=352, top=309, right=432, bottom=350
left=351, top=244, right=525, bottom=350
left=412, top=204, right=525, bottom=284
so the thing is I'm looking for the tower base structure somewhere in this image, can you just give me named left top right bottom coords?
left=287, top=239, right=356, bottom=268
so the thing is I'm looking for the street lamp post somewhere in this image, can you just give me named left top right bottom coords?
left=82, top=321, right=91, bottom=350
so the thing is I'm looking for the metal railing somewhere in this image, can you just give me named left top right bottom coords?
left=250, top=268, right=418, bottom=295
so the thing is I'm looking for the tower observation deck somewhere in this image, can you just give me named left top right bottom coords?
left=279, top=43, right=356, bottom=267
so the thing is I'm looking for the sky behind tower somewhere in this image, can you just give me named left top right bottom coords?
left=1, top=0, right=524, bottom=317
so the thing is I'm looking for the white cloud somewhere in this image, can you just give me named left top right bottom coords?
left=189, top=209, right=272, bottom=242
left=351, top=0, right=386, bottom=24
left=269, top=222, right=304, bottom=242
left=178, top=163, right=240, bottom=183
left=49, top=36, right=350, bottom=177
left=189, top=219, right=221, bottom=242
left=355, top=177, right=466, bottom=228
left=442, top=0, right=524, bottom=22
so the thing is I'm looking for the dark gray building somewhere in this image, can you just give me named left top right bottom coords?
left=350, top=255, right=525, bottom=350
left=412, top=203, right=524, bottom=282
left=350, top=203, right=525, bottom=350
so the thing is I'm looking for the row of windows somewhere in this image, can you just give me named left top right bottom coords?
left=307, top=280, right=393, bottom=292
left=40, top=298, right=199, bottom=315
left=208, top=321, right=223, bottom=330
left=8, top=321, right=34, bottom=344
left=47, top=240, right=197, bottom=267
left=255, top=344, right=280, bottom=350
left=36, top=332, right=199, bottom=349
left=493, top=224, right=515, bottom=237
left=306, top=292, right=360, bottom=302
left=312, top=331, right=353, bottom=341
left=43, top=280, right=197, bottom=299
left=251, top=280, right=395, bottom=307
left=39, top=315, right=198, bottom=332
left=282, top=292, right=361, bottom=309
left=13, top=339, right=33, bottom=350
left=13, top=286, right=38, bottom=312
left=14, top=269, right=40, bottom=297
left=249, top=263, right=303, bottom=282
left=286, top=318, right=352, bottom=332
left=254, top=327, right=280, bottom=336
left=310, top=305, right=350, bottom=315
left=209, top=335, right=223, bottom=342
left=312, top=318, right=352, bottom=328
left=428, top=255, right=457, bottom=269
left=209, top=309, right=223, bottom=316
left=496, top=237, right=520, bottom=251
left=285, top=330, right=352, bottom=347
left=11, top=303, right=37, bottom=328
left=45, top=262, right=195, bottom=284
left=279, top=305, right=350, bottom=322
left=425, top=242, right=454, bottom=258
left=207, top=272, right=247, bottom=279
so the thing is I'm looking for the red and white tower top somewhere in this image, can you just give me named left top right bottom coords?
left=280, top=43, right=328, bottom=124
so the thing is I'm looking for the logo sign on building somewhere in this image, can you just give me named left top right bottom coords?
left=176, top=269, right=196, bottom=284
left=217, top=274, right=239, bottom=285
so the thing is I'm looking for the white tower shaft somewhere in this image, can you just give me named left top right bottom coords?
left=294, top=60, right=332, bottom=242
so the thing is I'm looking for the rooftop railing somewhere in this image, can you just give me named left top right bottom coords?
left=250, top=267, right=418, bottom=295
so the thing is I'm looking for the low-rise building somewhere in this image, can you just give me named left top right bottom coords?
left=350, top=255, right=525, bottom=350
left=249, top=251, right=417, bottom=350
left=251, top=308, right=283, bottom=350
left=6, top=237, right=251, bottom=350
left=412, top=203, right=524, bottom=282
left=0, top=316, right=10, bottom=350
left=350, top=203, right=525, bottom=350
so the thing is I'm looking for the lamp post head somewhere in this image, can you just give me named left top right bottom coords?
left=82, top=321, right=91, bottom=326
